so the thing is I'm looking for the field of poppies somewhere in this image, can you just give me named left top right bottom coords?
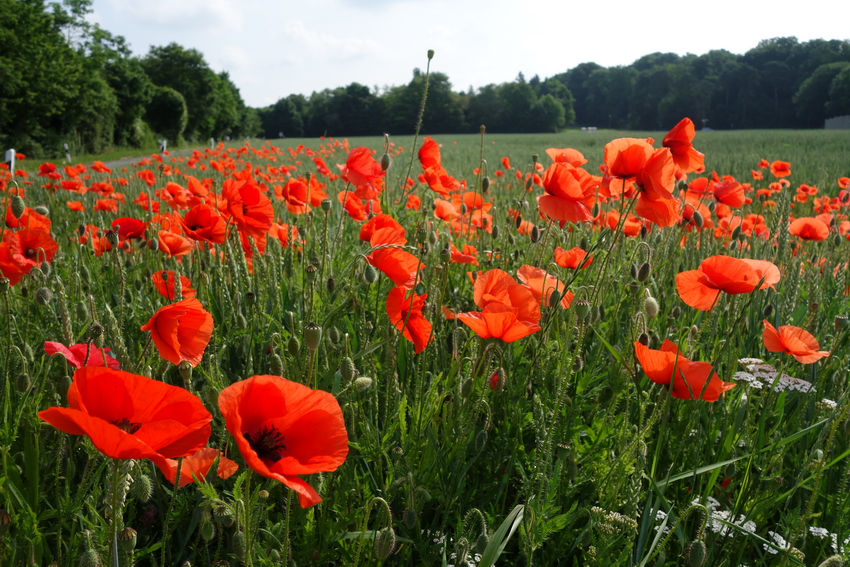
left=1, top=107, right=850, bottom=567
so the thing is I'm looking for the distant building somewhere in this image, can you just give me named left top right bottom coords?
left=825, top=115, right=850, bottom=129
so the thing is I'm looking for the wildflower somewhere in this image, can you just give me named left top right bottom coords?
left=44, top=341, right=121, bottom=369
left=537, top=162, right=594, bottom=225
left=385, top=287, right=432, bottom=353
left=769, top=161, right=791, bottom=178
left=152, top=270, right=195, bottom=300
left=545, top=148, right=587, bottom=167
left=218, top=375, right=348, bottom=508
left=762, top=320, right=829, bottom=364
left=456, top=269, right=541, bottom=342
left=141, top=297, right=213, bottom=367
left=554, top=246, right=592, bottom=269
left=662, top=118, right=704, bottom=173
left=180, top=204, right=226, bottom=244
left=676, top=256, right=780, bottom=311
left=163, top=448, right=238, bottom=488
left=221, top=178, right=273, bottom=238
left=788, top=217, right=829, bottom=241
left=634, top=340, right=735, bottom=401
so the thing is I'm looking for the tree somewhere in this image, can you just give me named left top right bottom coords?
left=531, top=94, right=565, bottom=132
left=145, top=86, right=188, bottom=144
left=794, top=62, right=850, bottom=126
left=466, top=84, right=503, bottom=132
left=534, top=78, right=576, bottom=125
left=826, top=66, right=850, bottom=118
left=499, top=81, right=536, bottom=132
left=260, top=98, right=303, bottom=138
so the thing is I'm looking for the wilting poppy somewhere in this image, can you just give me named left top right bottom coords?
left=676, top=256, right=780, bottom=311
left=141, top=297, right=213, bottom=367
left=38, top=367, right=212, bottom=470
left=180, top=204, right=226, bottom=245
left=456, top=269, right=541, bottom=342
left=770, top=161, right=791, bottom=178
left=221, top=178, right=273, bottom=238
left=163, top=448, right=238, bottom=488
left=44, top=341, right=121, bottom=369
left=634, top=340, right=735, bottom=401
left=218, top=375, right=349, bottom=508
left=762, top=320, right=829, bottom=364
left=152, top=270, right=196, bottom=300
left=788, top=217, right=829, bottom=241
left=386, top=286, right=432, bottom=353
left=662, top=118, right=704, bottom=174
left=554, top=247, right=592, bottom=269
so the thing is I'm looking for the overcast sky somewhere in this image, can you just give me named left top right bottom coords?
left=90, top=0, right=849, bottom=108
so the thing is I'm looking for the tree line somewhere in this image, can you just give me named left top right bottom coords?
left=260, top=37, right=850, bottom=138
left=1, top=0, right=259, bottom=157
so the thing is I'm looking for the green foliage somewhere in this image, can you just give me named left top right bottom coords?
left=144, top=85, right=188, bottom=144
left=826, top=66, right=850, bottom=118
left=794, top=62, right=850, bottom=126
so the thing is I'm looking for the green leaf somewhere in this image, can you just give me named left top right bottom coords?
left=477, top=504, right=524, bottom=567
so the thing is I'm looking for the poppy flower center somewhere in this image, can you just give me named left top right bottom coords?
left=112, top=418, right=142, bottom=434
left=244, top=425, right=287, bottom=463
left=25, top=247, right=36, bottom=259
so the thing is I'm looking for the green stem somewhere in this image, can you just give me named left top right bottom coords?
left=161, top=457, right=182, bottom=567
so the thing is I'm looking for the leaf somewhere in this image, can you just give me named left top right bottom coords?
left=477, top=504, right=524, bottom=567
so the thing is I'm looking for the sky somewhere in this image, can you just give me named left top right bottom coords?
left=89, top=0, right=850, bottom=108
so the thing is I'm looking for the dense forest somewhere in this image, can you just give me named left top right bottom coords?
left=2, top=0, right=850, bottom=157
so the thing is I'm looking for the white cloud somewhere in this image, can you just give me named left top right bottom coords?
left=282, top=20, right=381, bottom=61
left=105, top=0, right=243, bottom=31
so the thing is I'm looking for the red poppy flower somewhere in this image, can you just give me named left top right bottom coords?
left=268, top=223, right=299, bottom=249
left=418, top=137, right=441, bottom=170
left=422, top=165, right=459, bottom=198
left=221, top=178, right=273, bottom=238
left=406, top=194, right=421, bottom=210
left=38, top=367, right=212, bottom=470
left=141, top=297, right=213, bottom=367
left=450, top=243, right=478, bottom=265
left=337, top=147, right=385, bottom=195
left=152, top=270, right=195, bottom=300
left=6, top=207, right=51, bottom=231
left=66, top=201, right=85, bottom=212
left=218, top=375, right=349, bottom=508
left=156, top=230, right=193, bottom=259
left=537, top=163, right=594, bottom=226
left=838, top=177, right=850, bottom=189
left=279, top=178, right=312, bottom=215
left=359, top=214, right=405, bottom=243
left=0, top=228, right=58, bottom=279
left=164, top=448, right=238, bottom=488
left=676, top=256, right=780, bottom=311
left=634, top=340, right=735, bottom=401
left=44, top=341, right=121, bottom=370
left=545, top=148, right=587, bottom=167
left=662, top=118, right=704, bottom=174
left=386, top=286, right=432, bottom=353
left=456, top=269, right=541, bottom=342
left=762, top=320, right=829, bottom=364
left=366, top=247, right=423, bottom=289
left=554, top=246, right=592, bottom=269
left=788, top=217, right=829, bottom=241
left=312, top=156, right=330, bottom=176
left=111, top=217, right=146, bottom=240
left=758, top=159, right=770, bottom=169
left=713, top=179, right=746, bottom=208
left=434, top=199, right=459, bottom=222
left=38, top=163, right=56, bottom=177
left=634, top=148, right=678, bottom=227
left=91, top=161, right=112, bottom=174
left=180, top=204, right=226, bottom=245
left=516, top=264, right=575, bottom=309
left=337, top=190, right=370, bottom=222
left=604, top=138, right=654, bottom=180
left=770, top=161, right=791, bottom=178
left=751, top=170, right=763, bottom=181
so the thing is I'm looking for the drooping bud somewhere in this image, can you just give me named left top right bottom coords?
left=287, top=336, right=300, bottom=357
left=328, top=326, right=341, bottom=345
left=270, top=352, right=284, bottom=376
left=147, top=238, right=159, bottom=251
left=428, top=231, right=438, bottom=245
left=34, top=205, right=49, bottom=216
left=490, top=368, right=506, bottom=392
left=548, top=289, right=561, bottom=308
left=629, top=264, right=638, bottom=280
left=375, top=527, right=397, bottom=560
left=0, top=509, right=10, bottom=536
left=637, top=262, right=651, bottom=282
left=491, top=225, right=500, bottom=239
left=475, top=430, right=488, bottom=451
left=762, top=303, right=774, bottom=319
left=481, top=176, right=491, bottom=193
left=16, top=372, right=31, bottom=393
left=638, top=333, right=650, bottom=346
left=817, top=555, right=845, bottom=567
left=363, top=264, right=378, bottom=285
left=687, top=540, right=706, bottom=567
left=670, top=305, right=681, bottom=320
left=460, top=378, right=473, bottom=399
left=201, top=520, right=215, bottom=542
left=381, top=154, right=392, bottom=171
left=530, top=225, right=540, bottom=243
left=36, top=287, right=53, bottom=305
left=525, top=176, right=533, bottom=191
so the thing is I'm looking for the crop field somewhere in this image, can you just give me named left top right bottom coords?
left=1, top=122, right=850, bottom=567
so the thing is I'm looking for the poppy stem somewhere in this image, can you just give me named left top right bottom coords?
left=282, top=488, right=293, bottom=566
left=399, top=54, right=432, bottom=194
left=161, top=456, right=182, bottom=567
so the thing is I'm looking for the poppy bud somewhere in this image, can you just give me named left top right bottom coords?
left=579, top=237, right=587, bottom=251
left=762, top=303, right=774, bottom=318
left=476, top=533, right=490, bottom=554
left=328, top=326, right=341, bottom=345
left=428, top=231, right=438, bottom=245
left=88, top=322, right=104, bottom=340
left=269, top=550, right=281, bottom=563
left=835, top=314, right=849, bottom=330
left=380, top=153, right=392, bottom=171
left=572, top=355, right=583, bottom=371
left=36, top=287, right=53, bottom=305
left=427, top=49, right=434, bottom=60
left=232, top=531, right=246, bottom=561
left=354, top=376, right=373, bottom=391
left=304, top=322, right=322, bottom=351
left=638, top=333, right=650, bottom=347
left=269, top=352, right=284, bottom=376
left=730, top=225, right=741, bottom=241
left=34, top=205, right=49, bottom=216
left=461, top=203, right=469, bottom=214
left=491, top=225, right=499, bottom=240
left=363, top=264, right=378, bottom=285
left=475, top=430, right=488, bottom=451
left=490, top=368, right=506, bottom=392
left=525, top=176, right=533, bottom=191
left=687, top=540, right=706, bottom=567
left=148, top=238, right=159, bottom=251
left=340, top=356, right=356, bottom=381
left=326, top=276, right=336, bottom=293
left=0, top=278, right=9, bottom=294
left=15, top=372, right=31, bottom=393
left=637, top=262, right=651, bottom=282
left=574, top=299, right=590, bottom=322
left=670, top=305, right=681, bottom=320
left=548, top=289, right=561, bottom=308
left=531, top=225, right=540, bottom=242
left=258, top=489, right=269, bottom=499
left=79, top=548, right=100, bottom=567
left=644, top=296, right=659, bottom=319
left=201, top=520, right=215, bottom=542
left=460, top=378, right=473, bottom=399
left=305, top=264, right=318, bottom=282
left=507, top=233, right=515, bottom=246
left=421, top=242, right=430, bottom=255
left=453, top=328, right=466, bottom=357
left=440, top=247, right=451, bottom=264
left=404, top=508, right=417, bottom=529
left=375, top=527, right=397, bottom=560
left=729, top=240, right=738, bottom=251
left=628, top=281, right=641, bottom=295
left=591, top=203, right=600, bottom=218
left=629, top=264, right=638, bottom=280
left=321, top=198, right=332, bottom=212
left=10, top=195, right=26, bottom=219
left=515, top=214, right=522, bottom=229
left=287, top=336, right=300, bottom=357
left=692, top=211, right=704, bottom=229
left=237, top=313, right=248, bottom=330
left=481, top=176, right=490, bottom=193
left=819, top=556, right=845, bottom=567
left=118, top=527, right=137, bottom=552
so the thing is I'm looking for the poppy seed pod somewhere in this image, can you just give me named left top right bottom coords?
left=440, top=247, right=451, bottom=264
left=118, top=528, right=137, bottom=552
left=491, top=225, right=499, bottom=239
left=304, top=322, right=322, bottom=351
left=427, top=49, right=434, bottom=60
left=305, top=264, right=318, bottom=282
left=245, top=292, right=257, bottom=307
left=0, top=278, right=9, bottom=294
left=106, top=230, right=119, bottom=249
left=637, top=262, right=651, bottom=282
left=687, top=540, right=706, bottom=567
left=178, top=361, right=193, bottom=388
left=380, top=153, right=392, bottom=171
left=375, top=527, right=397, bottom=560
left=835, top=314, right=849, bottom=330
left=321, top=198, right=331, bottom=212
left=481, top=176, right=490, bottom=193
left=574, top=299, right=591, bottom=322
left=10, top=195, right=26, bottom=219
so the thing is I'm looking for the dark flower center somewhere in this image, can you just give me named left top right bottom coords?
left=25, top=247, right=36, bottom=259
left=112, top=418, right=142, bottom=434
left=244, top=425, right=286, bottom=463
left=188, top=225, right=202, bottom=231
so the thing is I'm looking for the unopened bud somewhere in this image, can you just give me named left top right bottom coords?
left=637, top=262, right=651, bottom=282
left=363, top=264, right=378, bottom=285
left=354, top=376, right=373, bottom=391
left=375, top=527, right=397, bottom=560
left=481, top=176, right=491, bottom=193
left=644, top=296, right=659, bottom=319
left=531, top=225, right=540, bottom=242
left=475, top=430, right=488, bottom=451
left=36, top=287, right=53, bottom=305
left=762, top=304, right=774, bottom=319
left=381, top=154, right=392, bottom=171
left=340, top=356, right=356, bottom=381
left=34, top=205, right=49, bottom=216
left=287, top=336, right=300, bottom=357
left=687, top=540, right=706, bottom=567
left=10, top=195, right=26, bottom=219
